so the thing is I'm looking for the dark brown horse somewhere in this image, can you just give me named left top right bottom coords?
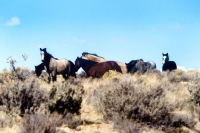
left=40, top=48, right=76, bottom=83
left=81, top=52, right=128, bottom=74
left=75, top=57, right=122, bottom=78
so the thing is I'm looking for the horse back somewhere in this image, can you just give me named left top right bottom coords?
left=53, top=59, right=70, bottom=73
left=115, top=61, right=128, bottom=74
left=84, top=54, right=106, bottom=63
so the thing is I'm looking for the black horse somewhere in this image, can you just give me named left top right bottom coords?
left=162, top=53, right=177, bottom=71
left=126, top=59, right=156, bottom=74
left=35, top=63, right=44, bottom=77
left=40, top=48, right=76, bottom=83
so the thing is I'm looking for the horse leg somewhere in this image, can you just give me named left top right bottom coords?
left=65, top=67, right=70, bottom=79
left=47, top=73, right=51, bottom=83
left=62, top=74, right=67, bottom=80
left=52, top=75, right=57, bottom=82
left=52, top=71, right=57, bottom=82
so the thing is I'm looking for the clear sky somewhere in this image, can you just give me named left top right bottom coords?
left=0, top=0, right=200, bottom=71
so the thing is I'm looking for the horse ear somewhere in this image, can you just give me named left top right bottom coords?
left=162, top=53, right=164, bottom=56
left=166, top=53, right=168, bottom=55
left=40, top=48, right=42, bottom=51
left=44, top=48, right=46, bottom=52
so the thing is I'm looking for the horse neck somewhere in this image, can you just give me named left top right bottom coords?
left=43, top=53, right=56, bottom=72
left=80, top=59, right=97, bottom=72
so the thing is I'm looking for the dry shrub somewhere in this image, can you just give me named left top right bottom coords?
left=166, top=127, right=190, bottom=133
left=186, top=70, right=200, bottom=82
left=189, top=82, right=200, bottom=123
left=189, top=84, right=200, bottom=105
left=102, top=70, right=122, bottom=80
left=62, top=112, right=82, bottom=129
left=38, top=71, right=49, bottom=83
left=0, top=69, right=12, bottom=83
left=0, top=76, right=48, bottom=115
left=20, top=113, right=62, bottom=133
left=165, top=69, right=190, bottom=82
left=48, top=81, right=84, bottom=115
left=0, top=112, right=14, bottom=128
left=13, top=67, right=32, bottom=81
left=86, top=71, right=197, bottom=131
left=1, top=67, right=200, bottom=132
left=105, top=83, right=172, bottom=125
left=171, top=111, right=196, bottom=128
left=113, top=116, right=141, bottom=133
left=20, top=112, right=82, bottom=132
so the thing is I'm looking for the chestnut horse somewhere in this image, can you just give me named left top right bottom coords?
left=81, top=52, right=128, bottom=74
left=75, top=57, right=122, bottom=78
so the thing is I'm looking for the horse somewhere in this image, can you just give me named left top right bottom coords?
left=81, top=52, right=128, bottom=74
left=40, top=48, right=76, bottom=83
left=126, top=59, right=156, bottom=74
left=75, top=57, right=122, bottom=78
left=162, top=53, right=177, bottom=71
left=35, top=63, right=44, bottom=77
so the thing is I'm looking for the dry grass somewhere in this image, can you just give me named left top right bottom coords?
left=84, top=69, right=200, bottom=132
left=0, top=68, right=200, bottom=132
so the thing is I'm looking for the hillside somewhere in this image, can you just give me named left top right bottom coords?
left=0, top=67, right=200, bottom=133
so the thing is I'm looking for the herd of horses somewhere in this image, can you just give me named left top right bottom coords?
left=35, top=48, right=177, bottom=83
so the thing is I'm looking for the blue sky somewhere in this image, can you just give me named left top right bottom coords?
left=0, top=0, right=200, bottom=71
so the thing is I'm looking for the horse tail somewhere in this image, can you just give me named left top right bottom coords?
left=69, top=60, right=76, bottom=78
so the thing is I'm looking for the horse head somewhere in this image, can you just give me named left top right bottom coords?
left=162, top=53, right=169, bottom=64
left=34, top=63, right=44, bottom=77
left=35, top=66, right=41, bottom=77
left=40, top=48, right=47, bottom=62
left=125, top=60, right=139, bottom=72
left=75, top=57, right=82, bottom=72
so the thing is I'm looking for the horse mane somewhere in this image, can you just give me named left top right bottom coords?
left=79, top=57, right=98, bottom=64
left=46, top=52, right=56, bottom=59
left=82, top=52, right=104, bottom=59
left=44, top=50, right=58, bottom=61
